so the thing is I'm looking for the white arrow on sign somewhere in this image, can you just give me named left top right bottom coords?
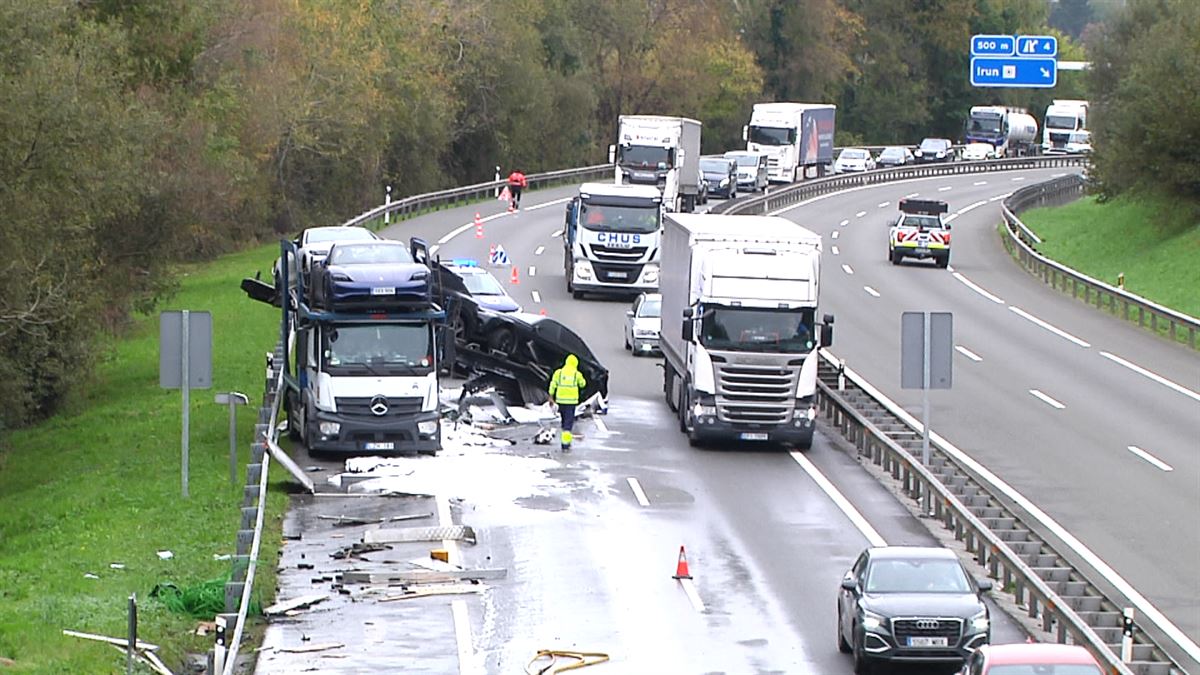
left=1040, top=67, right=1050, bottom=78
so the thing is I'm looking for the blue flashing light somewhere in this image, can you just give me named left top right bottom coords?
left=449, top=258, right=479, bottom=267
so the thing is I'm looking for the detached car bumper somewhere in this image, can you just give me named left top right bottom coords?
left=308, top=409, right=441, bottom=454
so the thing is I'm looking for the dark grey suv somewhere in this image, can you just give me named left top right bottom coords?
left=838, top=546, right=992, bottom=674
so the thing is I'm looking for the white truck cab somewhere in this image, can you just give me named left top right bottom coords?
left=564, top=182, right=663, bottom=298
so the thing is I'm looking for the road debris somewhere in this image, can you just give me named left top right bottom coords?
left=341, top=568, right=506, bottom=584
left=363, top=525, right=476, bottom=545
left=330, top=542, right=391, bottom=560
left=377, top=583, right=482, bottom=601
left=264, top=593, right=328, bottom=617
left=156, top=550, right=174, bottom=560
left=316, top=512, right=433, bottom=526
left=62, top=629, right=159, bottom=651
left=277, top=642, right=344, bottom=654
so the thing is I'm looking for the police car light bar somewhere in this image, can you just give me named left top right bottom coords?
left=899, top=198, right=949, bottom=215
left=450, top=258, right=479, bottom=267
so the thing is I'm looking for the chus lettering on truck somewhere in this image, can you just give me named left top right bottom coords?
left=595, top=232, right=642, bottom=245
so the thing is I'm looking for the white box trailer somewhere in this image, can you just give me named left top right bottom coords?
left=659, top=213, right=833, bottom=449
left=745, top=103, right=837, bottom=182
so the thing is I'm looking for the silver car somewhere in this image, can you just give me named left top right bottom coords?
left=623, top=292, right=662, bottom=355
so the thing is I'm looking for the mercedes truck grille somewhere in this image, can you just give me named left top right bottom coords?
left=336, top=396, right=423, bottom=418
left=591, top=262, right=644, bottom=284
left=714, top=362, right=798, bottom=424
left=589, top=244, right=649, bottom=262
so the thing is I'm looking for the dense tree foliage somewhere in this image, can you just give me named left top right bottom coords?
left=0, top=0, right=1184, bottom=429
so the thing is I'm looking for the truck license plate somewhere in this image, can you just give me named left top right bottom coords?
left=740, top=432, right=769, bottom=441
left=907, top=637, right=948, bottom=647
left=608, top=271, right=628, bottom=279
left=371, top=287, right=396, bottom=296
left=364, top=442, right=394, bottom=451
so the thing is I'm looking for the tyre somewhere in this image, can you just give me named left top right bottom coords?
left=487, top=327, right=517, bottom=355
left=936, top=254, right=950, bottom=269
left=286, top=391, right=301, bottom=441
left=624, top=331, right=631, bottom=351
left=837, top=608, right=852, bottom=654
left=890, top=249, right=903, bottom=265
left=296, top=395, right=311, bottom=450
left=664, top=363, right=677, bottom=411
left=572, top=290, right=584, bottom=300
left=678, top=386, right=689, bottom=432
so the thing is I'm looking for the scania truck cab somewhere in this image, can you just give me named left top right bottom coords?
left=564, top=182, right=663, bottom=298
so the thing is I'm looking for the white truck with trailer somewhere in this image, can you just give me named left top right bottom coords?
left=659, top=213, right=833, bottom=449
left=1042, top=100, right=1091, bottom=154
left=563, top=182, right=663, bottom=298
left=744, top=102, right=837, bottom=182
left=964, top=105, right=1039, bottom=157
left=610, top=115, right=702, bottom=213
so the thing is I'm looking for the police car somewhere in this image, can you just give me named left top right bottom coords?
left=888, top=198, right=951, bottom=268
left=440, top=259, right=522, bottom=313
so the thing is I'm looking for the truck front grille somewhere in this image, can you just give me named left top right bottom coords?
left=715, top=362, right=798, bottom=424
left=589, top=244, right=649, bottom=262
left=336, top=396, right=423, bottom=418
left=591, top=262, right=644, bottom=284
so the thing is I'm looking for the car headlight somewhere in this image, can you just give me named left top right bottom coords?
left=319, top=422, right=340, bottom=436
left=915, top=150, right=924, bottom=157
left=970, top=610, right=989, bottom=632
left=936, top=151, right=946, bottom=158
left=861, top=611, right=888, bottom=632
left=330, top=272, right=351, bottom=281
left=417, top=420, right=438, bottom=435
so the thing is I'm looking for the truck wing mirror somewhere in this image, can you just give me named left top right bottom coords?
left=742, top=125, right=748, bottom=142
left=608, top=144, right=616, bottom=164
left=821, top=314, right=835, bottom=348
left=682, top=308, right=694, bottom=319
left=682, top=319, right=694, bottom=342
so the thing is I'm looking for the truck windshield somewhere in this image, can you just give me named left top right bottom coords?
left=580, top=203, right=660, bottom=234
left=968, top=117, right=1002, bottom=133
left=699, top=306, right=815, bottom=353
left=1046, top=115, right=1079, bottom=130
left=748, top=126, right=796, bottom=146
left=618, top=145, right=671, bottom=168
left=324, top=324, right=432, bottom=374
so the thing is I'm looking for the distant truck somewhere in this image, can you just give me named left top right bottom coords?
left=659, top=213, right=833, bottom=449
left=610, top=115, right=702, bottom=213
left=964, top=106, right=1039, bottom=157
left=563, top=182, right=664, bottom=299
left=744, top=102, right=837, bottom=182
left=1042, top=100, right=1091, bottom=154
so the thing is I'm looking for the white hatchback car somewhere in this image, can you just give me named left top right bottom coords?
left=623, top=292, right=662, bottom=355
left=833, top=148, right=876, bottom=173
left=961, top=142, right=998, bottom=161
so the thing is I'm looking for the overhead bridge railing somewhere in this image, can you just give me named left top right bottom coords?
left=1001, top=174, right=1200, bottom=350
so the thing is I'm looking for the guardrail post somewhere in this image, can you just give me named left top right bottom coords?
left=224, top=581, right=245, bottom=613
left=242, top=485, right=261, bottom=507
left=250, top=441, right=265, bottom=465
left=246, top=463, right=262, bottom=486
left=230, top=555, right=251, bottom=583
left=1121, top=608, right=1135, bottom=661
left=236, top=529, right=254, bottom=557
left=239, top=506, right=258, bottom=531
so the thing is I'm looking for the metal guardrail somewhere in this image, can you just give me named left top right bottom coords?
left=814, top=354, right=1150, bottom=674
left=1001, top=175, right=1200, bottom=350
left=338, top=164, right=614, bottom=230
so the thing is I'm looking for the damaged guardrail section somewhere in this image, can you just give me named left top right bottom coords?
left=1000, top=174, right=1200, bottom=350
left=209, top=340, right=286, bottom=674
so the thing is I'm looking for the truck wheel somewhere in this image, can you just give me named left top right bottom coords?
left=286, top=391, right=301, bottom=441
left=297, top=395, right=311, bottom=449
left=664, top=364, right=677, bottom=411
left=678, top=386, right=689, bottom=433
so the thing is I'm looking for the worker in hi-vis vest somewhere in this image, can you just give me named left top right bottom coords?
left=548, top=354, right=586, bottom=451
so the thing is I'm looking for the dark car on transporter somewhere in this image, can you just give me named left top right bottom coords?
left=838, top=546, right=992, bottom=674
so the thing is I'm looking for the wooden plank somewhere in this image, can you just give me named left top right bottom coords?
left=341, top=568, right=506, bottom=585
left=277, top=642, right=344, bottom=653
left=63, top=629, right=159, bottom=651
left=263, top=593, right=328, bottom=616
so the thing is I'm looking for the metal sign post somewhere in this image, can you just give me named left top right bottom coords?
left=181, top=310, right=190, bottom=497
left=126, top=593, right=137, bottom=675
left=215, top=392, right=250, bottom=485
left=901, top=312, right=953, bottom=465
left=160, top=310, right=213, bottom=498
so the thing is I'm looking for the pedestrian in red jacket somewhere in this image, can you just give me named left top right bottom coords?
left=506, top=170, right=528, bottom=211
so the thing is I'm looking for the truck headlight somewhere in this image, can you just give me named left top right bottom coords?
left=692, top=402, right=717, bottom=418
left=319, top=422, right=340, bottom=436
left=575, top=261, right=593, bottom=281
left=417, top=420, right=438, bottom=435
left=642, top=265, right=659, bottom=284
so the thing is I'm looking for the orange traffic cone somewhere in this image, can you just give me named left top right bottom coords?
left=474, top=213, right=484, bottom=239
left=489, top=244, right=496, bottom=261
left=510, top=265, right=520, bottom=285
left=672, top=545, right=693, bottom=580
left=539, top=308, right=547, bottom=316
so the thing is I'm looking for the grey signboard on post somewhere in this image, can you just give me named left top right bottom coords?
left=160, top=311, right=213, bottom=389
left=901, top=311, right=952, bottom=390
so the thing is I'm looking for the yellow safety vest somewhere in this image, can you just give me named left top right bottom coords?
left=549, top=368, right=586, bottom=405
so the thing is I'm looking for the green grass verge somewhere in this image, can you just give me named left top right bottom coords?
left=1020, top=194, right=1200, bottom=319
left=0, top=243, right=289, bottom=672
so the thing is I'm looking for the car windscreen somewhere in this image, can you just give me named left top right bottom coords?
left=305, top=228, right=374, bottom=244
left=920, top=139, right=949, bottom=151
left=699, top=159, right=730, bottom=173
left=329, top=244, right=413, bottom=265
left=461, top=271, right=505, bottom=295
left=880, top=148, right=904, bottom=159
left=748, top=125, right=796, bottom=146
left=984, top=666, right=1102, bottom=675
left=864, top=559, right=971, bottom=593
left=1046, top=115, right=1079, bottom=130
left=618, top=144, right=671, bottom=168
left=638, top=299, right=661, bottom=318
left=728, top=154, right=760, bottom=167
left=580, top=203, right=659, bottom=234
left=840, top=149, right=868, bottom=159
left=324, top=324, right=432, bottom=374
left=699, top=306, right=815, bottom=353
left=900, top=215, right=943, bottom=229
left=969, top=117, right=1002, bottom=133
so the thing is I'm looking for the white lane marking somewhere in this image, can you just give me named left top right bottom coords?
left=790, top=451, right=887, bottom=546
left=824, top=355, right=1200, bottom=663
left=1012, top=176, right=1026, bottom=182
left=904, top=192, right=920, bottom=198
left=841, top=264, right=854, bottom=275
left=831, top=230, right=839, bottom=239
left=437, top=211, right=506, bottom=244
left=593, top=415, right=609, bottom=434
left=831, top=245, right=840, bottom=256
left=877, top=201, right=890, bottom=208
left=452, top=600, right=477, bottom=675
left=1099, top=351, right=1200, bottom=403
left=946, top=265, right=955, bottom=272
left=988, top=193, right=1012, bottom=202
left=430, top=244, right=440, bottom=257
left=1029, top=389, right=1066, bottom=409
left=1008, top=306, right=1091, bottom=348
left=973, top=180, right=988, bottom=186
left=839, top=219, right=849, bottom=227
left=855, top=210, right=867, bottom=218
left=1052, top=173, right=1067, bottom=178
left=864, top=286, right=880, bottom=298
left=1126, top=446, right=1174, bottom=472
left=679, top=577, right=706, bottom=613
left=954, top=345, right=983, bottom=362
left=952, top=272, right=1005, bottom=304
left=526, top=196, right=572, bottom=211
left=531, top=290, right=541, bottom=304
left=534, top=245, right=545, bottom=256
left=436, top=495, right=460, bottom=566
left=551, top=229, right=563, bottom=238
left=944, top=213, right=959, bottom=223
left=626, top=477, right=651, bottom=506
left=958, top=200, right=988, bottom=215
left=528, top=265, right=536, bottom=277
left=938, top=186, right=953, bottom=192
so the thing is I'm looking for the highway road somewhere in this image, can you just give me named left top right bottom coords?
left=256, top=166, right=1196, bottom=673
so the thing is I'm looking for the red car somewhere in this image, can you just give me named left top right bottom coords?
left=962, top=643, right=1103, bottom=674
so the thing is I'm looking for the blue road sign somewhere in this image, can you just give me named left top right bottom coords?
left=971, top=57, right=1058, bottom=88
left=971, top=34, right=1015, bottom=57
left=1016, top=35, right=1058, bottom=57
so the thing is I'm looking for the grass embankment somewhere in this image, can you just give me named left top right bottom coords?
left=0, top=244, right=289, bottom=672
left=1020, top=194, right=1200, bottom=319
